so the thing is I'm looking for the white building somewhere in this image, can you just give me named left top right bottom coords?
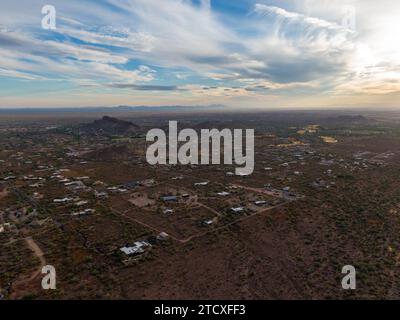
left=194, top=182, right=208, bottom=186
left=120, top=241, right=152, bottom=256
left=217, top=192, right=230, bottom=196
left=231, top=207, right=244, bottom=213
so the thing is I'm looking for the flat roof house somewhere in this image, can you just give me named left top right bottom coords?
left=161, top=195, right=178, bottom=202
left=231, top=207, right=245, bottom=213
left=194, top=182, right=208, bottom=186
left=120, top=241, right=152, bottom=256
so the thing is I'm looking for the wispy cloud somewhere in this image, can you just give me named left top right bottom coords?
left=106, top=83, right=179, bottom=91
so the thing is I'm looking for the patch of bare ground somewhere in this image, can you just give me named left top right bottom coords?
left=0, top=187, right=8, bottom=200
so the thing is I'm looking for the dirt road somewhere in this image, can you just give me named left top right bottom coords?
left=10, top=237, right=46, bottom=299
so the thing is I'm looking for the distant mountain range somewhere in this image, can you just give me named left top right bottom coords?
left=0, top=105, right=227, bottom=113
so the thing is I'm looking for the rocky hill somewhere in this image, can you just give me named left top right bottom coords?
left=79, top=116, right=140, bottom=135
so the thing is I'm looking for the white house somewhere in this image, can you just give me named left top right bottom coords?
left=120, top=241, right=152, bottom=256
left=217, top=192, right=230, bottom=196
left=255, top=201, right=267, bottom=206
left=53, top=197, right=74, bottom=204
left=71, top=209, right=94, bottom=216
left=194, top=182, right=208, bottom=186
left=231, top=207, right=244, bottom=213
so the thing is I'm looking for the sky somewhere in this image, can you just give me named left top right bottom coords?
left=0, top=0, right=399, bottom=109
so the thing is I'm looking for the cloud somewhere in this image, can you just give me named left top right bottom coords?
left=0, top=0, right=399, bottom=108
left=0, top=27, right=156, bottom=83
left=58, top=27, right=156, bottom=53
left=0, top=68, right=44, bottom=80
left=254, top=4, right=348, bottom=31
left=106, top=83, right=179, bottom=91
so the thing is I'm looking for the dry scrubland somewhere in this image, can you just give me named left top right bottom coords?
left=1, top=110, right=400, bottom=299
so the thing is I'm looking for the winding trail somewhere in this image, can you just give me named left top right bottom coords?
left=25, top=237, right=46, bottom=279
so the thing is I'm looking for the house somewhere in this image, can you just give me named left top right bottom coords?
left=32, top=192, right=43, bottom=200
left=194, top=182, right=208, bottom=186
left=231, top=207, right=244, bottom=213
left=75, top=200, right=89, bottom=206
left=64, top=181, right=82, bottom=186
left=217, top=192, right=230, bottom=196
left=94, top=191, right=108, bottom=199
left=53, top=197, right=74, bottom=204
left=283, top=192, right=297, bottom=200
left=24, top=175, right=44, bottom=181
left=29, top=183, right=44, bottom=188
left=120, top=241, right=152, bottom=256
left=124, top=181, right=140, bottom=189
left=76, top=176, right=90, bottom=180
left=255, top=201, right=267, bottom=206
left=157, top=232, right=170, bottom=241
left=71, top=209, right=95, bottom=216
left=161, top=195, right=177, bottom=202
